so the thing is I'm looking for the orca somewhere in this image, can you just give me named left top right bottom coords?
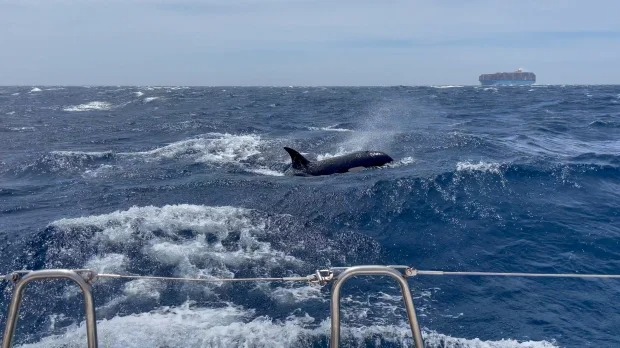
left=283, top=147, right=393, bottom=176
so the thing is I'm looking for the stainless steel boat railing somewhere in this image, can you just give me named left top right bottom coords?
left=2, top=269, right=98, bottom=348
left=3, top=265, right=620, bottom=347
left=0, top=265, right=424, bottom=348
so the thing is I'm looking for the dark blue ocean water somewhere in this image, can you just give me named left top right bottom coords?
left=0, top=85, right=619, bottom=347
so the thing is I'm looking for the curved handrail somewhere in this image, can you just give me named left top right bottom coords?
left=329, top=265, right=424, bottom=348
left=2, top=269, right=98, bottom=348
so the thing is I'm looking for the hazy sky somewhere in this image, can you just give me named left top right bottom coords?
left=2, top=0, right=619, bottom=85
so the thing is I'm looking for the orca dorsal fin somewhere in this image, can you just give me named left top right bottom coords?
left=284, top=147, right=311, bottom=170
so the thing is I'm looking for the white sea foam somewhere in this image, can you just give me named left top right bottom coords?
left=456, top=161, right=502, bottom=174
left=423, top=330, right=558, bottom=348
left=63, top=101, right=113, bottom=112
left=268, top=284, right=324, bottom=303
left=122, top=279, right=166, bottom=300
left=122, top=133, right=264, bottom=165
left=8, top=126, right=35, bottom=131
left=18, top=303, right=558, bottom=348
left=432, top=85, right=465, bottom=89
left=51, top=150, right=113, bottom=157
left=17, top=201, right=559, bottom=347
left=82, top=164, right=118, bottom=178
left=46, top=133, right=268, bottom=175
left=84, top=253, right=127, bottom=273
left=308, top=125, right=353, bottom=132
left=144, top=96, right=159, bottom=103
left=18, top=303, right=315, bottom=348
left=387, top=156, right=415, bottom=168
left=36, top=151, right=115, bottom=173
left=30, top=87, right=42, bottom=93
left=51, top=204, right=299, bottom=280
left=6, top=111, right=16, bottom=115
left=134, top=91, right=144, bottom=97
left=248, top=167, right=285, bottom=176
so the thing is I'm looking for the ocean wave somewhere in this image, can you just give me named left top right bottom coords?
left=144, top=97, right=160, bottom=103
left=248, top=167, right=285, bottom=176
left=21, top=150, right=116, bottom=174
left=431, top=85, right=465, bottom=89
left=17, top=301, right=558, bottom=348
left=15, top=203, right=383, bottom=343
left=48, top=204, right=297, bottom=276
left=505, top=135, right=620, bottom=159
left=121, top=133, right=264, bottom=165
left=589, top=120, right=620, bottom=128
left=308, top=125, right=353, bottom=132
left=6, top=126, right=35, bottom=132
left=30, top=87, right=42, bottom=93
left=456, top=161, right=503, bottom=174
left=16, top=134, right=277, bottom=177
left=81, top=164, right=120, bottom=178
left=388, top=156, right=415, bottom=168
left=63, top=101, right=113, bottom=112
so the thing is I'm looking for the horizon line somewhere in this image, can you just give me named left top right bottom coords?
left=3, top=84, right=619, bottom=88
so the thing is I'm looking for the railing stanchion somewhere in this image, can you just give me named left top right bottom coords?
left=2, top=270, right=98, bottom=348
left=329, top=265, right=424, bottom=348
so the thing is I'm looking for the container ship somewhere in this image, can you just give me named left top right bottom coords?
left=479, top=69, right=536, bottom=86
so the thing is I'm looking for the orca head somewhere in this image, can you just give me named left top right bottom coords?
left=283, top=147, right=311, bottom=170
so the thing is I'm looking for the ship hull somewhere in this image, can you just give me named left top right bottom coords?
left=480, top=80, right=535, bottom=86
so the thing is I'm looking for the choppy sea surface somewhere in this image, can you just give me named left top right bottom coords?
left=0, top=85, right=619, bottom=347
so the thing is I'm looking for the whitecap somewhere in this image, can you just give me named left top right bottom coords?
left=456, top=161, right=502, bottom=174
left=121, top=133, right=264, bottom=164
left=388, top=156, right=415, bottom=167
left=50, top=204, right=300, bottom=280
left=84, top=253, right=127, bottom=274
left=63, top=101, right=113, bottom=112
left=308, top=125, right=353, bottom=132
left=20, top=303, right=559, bottom=348
left=8, top=126, right=35, bottom=132
left=30, top=87, right=42, bottom=93
left=248, top=167, right=285, bottom=176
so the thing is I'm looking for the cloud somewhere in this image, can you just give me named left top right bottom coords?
left=0, top=0, right=619, bottom=85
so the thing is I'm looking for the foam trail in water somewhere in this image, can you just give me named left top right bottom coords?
left=17, top=303, right=558, bottom=348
